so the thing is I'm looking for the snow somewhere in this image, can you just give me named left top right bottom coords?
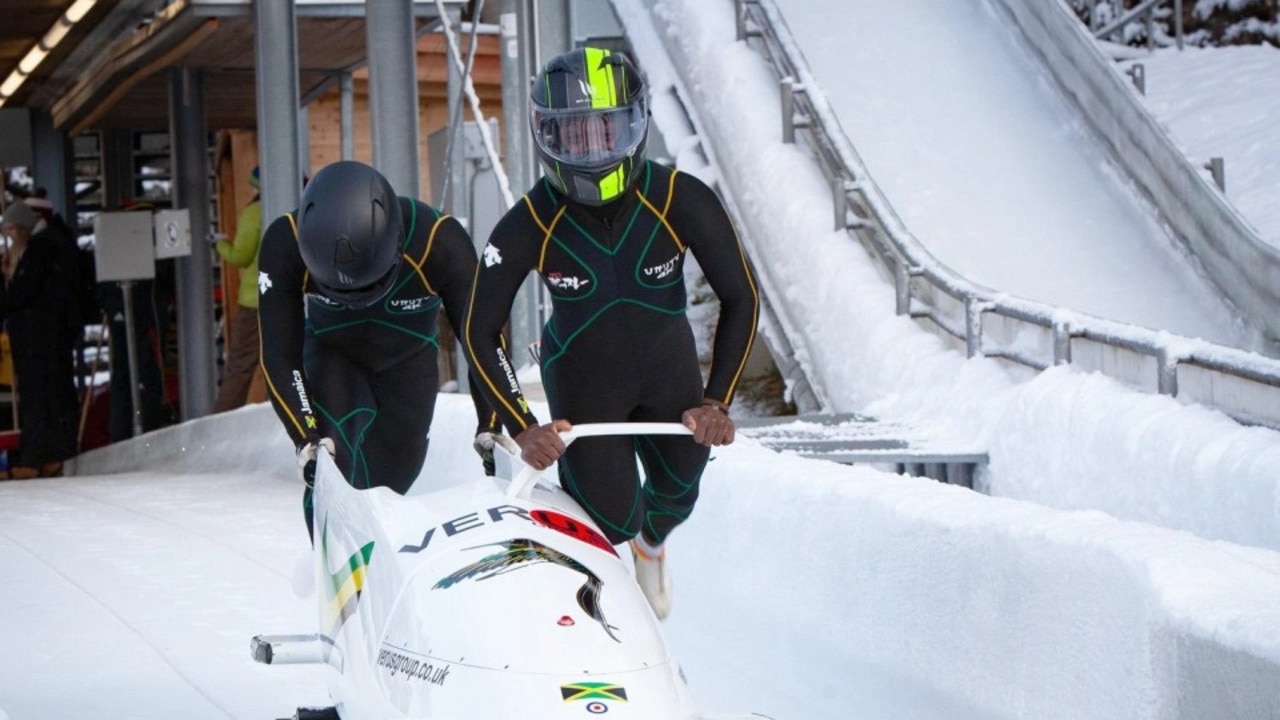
left=4, top=0, right=1280, bottom=718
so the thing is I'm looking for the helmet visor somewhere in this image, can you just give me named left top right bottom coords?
left=532, top=102, right=647, bottom=167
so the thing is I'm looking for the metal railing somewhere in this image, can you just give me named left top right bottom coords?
left=1087, top=0, right=1184, bottom=50
left=732, top=0, right=1280, bottom=430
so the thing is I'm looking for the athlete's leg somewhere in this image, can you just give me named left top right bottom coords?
left=543, top=346, right=643, bottom=545
left=632, top=326, right=707, bottom=545
left=305, top=346, right=378, bottom=487
left=362, top=347, right=438, bottom=495
left=558, top=434, right=644, bottom=545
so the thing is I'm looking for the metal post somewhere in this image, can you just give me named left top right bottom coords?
left=504, top=0, right=543, bottom=363
left=30, top=110, right=72, bottom=221
left=446, top=7, right=470, bottom=394
left=103, top=129, right=132, bottom=210
left=367, top=0, right=421, bottom=199
left=536, top=0, right=570, bottom=61
left=1174, top=0, right=1184, bottom=49
left=254, top=0, right=302, bottom=227
left=832, top=177, right=848, bottom=231
left=500, top=3, right=527, bottom=196
left=339, top=73, right=354, bottom=161
left=1052, top=321, right=1072, bottom=365
left=894, top=262, right=911, bottom=316
left=1086, top=0, right=1097, bottom=31
left=118, top=280, right=144, bottom=438
left=168, top=66, right=216, bottom=420
left=781, top=78, right=796, bottom=143
left=1206, top=157, right=1225, bottom=192
left=964, top=298, right=984, bottom=359
left=446, top=8, right=467, bottom=221
left=1145, top=7, right=1155, bottom=50
left=735, top=0, right=748, bottom=41
left=1126, top=63, right=1145, bottom=95
left=297, top=104, right=310, bottom=180
left=1156, top=348, right=1178, bottom=396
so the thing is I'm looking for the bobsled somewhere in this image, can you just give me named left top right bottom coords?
left=252, top=422, right=771, bottom=720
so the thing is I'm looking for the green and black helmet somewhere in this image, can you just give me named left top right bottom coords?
left=530, top=46, right=648, bottom=206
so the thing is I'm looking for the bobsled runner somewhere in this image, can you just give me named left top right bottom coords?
left=252, top=422, right=773, bottom=720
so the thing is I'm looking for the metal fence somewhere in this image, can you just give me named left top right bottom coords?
left=733, top=0, right=1280, bottom=430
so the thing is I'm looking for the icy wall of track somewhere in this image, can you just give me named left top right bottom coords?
left=988, top=0, right=1280, bottom=345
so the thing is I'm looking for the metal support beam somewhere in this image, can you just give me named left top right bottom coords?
left=446, top=7, right=467, bottom=220
left=504, top=0, right=542, bottom=363
left=30, top=110, right=73, bottom=221
left=445, top=6, right=469, bottom=392
left=102, top=129, right=132, bottom=211
left=340, top=73, right=354, bottom=161
left=255, top=0, right=303, bottom=226
left=367, top=0, right=421, bottom=198
left=168, top=66, right=216, bottom=421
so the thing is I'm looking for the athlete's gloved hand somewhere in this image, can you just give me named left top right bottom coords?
left=682, top=400, right=736, bottom=446
left=515, top=419, right=572, bottom=471
left=473, top=432, right=500, bottom=476
left=297, top=438, right=336, bottom=487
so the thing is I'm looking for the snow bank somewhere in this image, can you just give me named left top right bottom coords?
left=686, top=436, right=1280, bottom=719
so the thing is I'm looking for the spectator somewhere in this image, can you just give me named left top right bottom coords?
left=213, top=166, right=263, bottom=412
left=0, top=201, right=79, bottom=478
left=26, top=193, right=96, bottom=411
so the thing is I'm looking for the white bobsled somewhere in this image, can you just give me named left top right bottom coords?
left=252, top=422, right=770, bottom=720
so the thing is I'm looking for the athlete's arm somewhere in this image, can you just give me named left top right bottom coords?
left=419, top=205, right=499, bottom=435
left=463, top=204, right=543, bottom=437
left=673, top=172, right=761, bottom=407
left=256, top=212, right=320, bottom=448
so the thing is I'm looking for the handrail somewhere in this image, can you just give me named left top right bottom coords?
left=732, top=0, right=1280, bottom=430
left=1090, top=0, right=1184, bottom=50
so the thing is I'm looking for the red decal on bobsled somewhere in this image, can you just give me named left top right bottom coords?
left=531, top=509, right=618, bottom=556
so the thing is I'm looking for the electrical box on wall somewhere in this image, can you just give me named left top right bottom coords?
left=153, top=208, right=192, bottom=259
left=94, top=211, right=156, bottom=282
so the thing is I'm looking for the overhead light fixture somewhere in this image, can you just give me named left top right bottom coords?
left=0, top=0, right=99, bottom=109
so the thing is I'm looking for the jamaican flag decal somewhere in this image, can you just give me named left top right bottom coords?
left=320, top=521, right=375, bottom=638
left=561, top=681, right=628, bottom=702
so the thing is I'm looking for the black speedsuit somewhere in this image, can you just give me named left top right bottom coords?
left=257, top=198, right=497, bottom=533
left=465, top=162, right=759, bottom=546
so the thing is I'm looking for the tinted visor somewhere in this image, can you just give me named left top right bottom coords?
left=532, top=102, right=647, bottom=167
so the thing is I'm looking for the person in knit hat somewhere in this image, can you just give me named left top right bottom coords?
left=0, top=200, right=79, bottom=479
left=2, top=200, right=36, bottom=234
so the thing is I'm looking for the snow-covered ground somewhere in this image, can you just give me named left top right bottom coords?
left=1125, top=44, right=1280, bottom=247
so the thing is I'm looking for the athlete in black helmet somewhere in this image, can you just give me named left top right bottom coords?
left=258, top=160, right=498, bottom=536
left=464, top=47, right=760, bottom=619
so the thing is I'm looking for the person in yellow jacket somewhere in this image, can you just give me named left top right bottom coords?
left=213, top=166, right=263, bottom=412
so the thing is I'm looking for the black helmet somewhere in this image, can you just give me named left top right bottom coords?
left=296, top=161, right=405, bottom=309
left=530, top=46, right=648, bottom=206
